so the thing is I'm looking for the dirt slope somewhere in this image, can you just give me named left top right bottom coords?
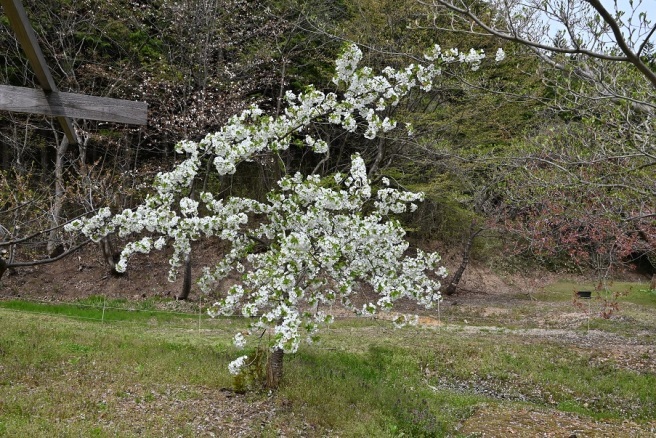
left=1, top=240, right=542, bottom=304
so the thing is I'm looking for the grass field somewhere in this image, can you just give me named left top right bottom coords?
left=1, top=282, right=655, bottom=436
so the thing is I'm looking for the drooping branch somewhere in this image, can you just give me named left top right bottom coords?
left=0, top=213, right=98, bottom=248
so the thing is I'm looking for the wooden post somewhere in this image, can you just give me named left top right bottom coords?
left=0, top=0, right=148, bottom=142
left=2, top=0, right=78, bottom=142
left=0, top=0, right=148, bottom=275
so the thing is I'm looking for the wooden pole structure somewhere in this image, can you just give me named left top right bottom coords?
left=0, top=0, right=147, bottom=143
left=0, top=85, right=148, bottom=125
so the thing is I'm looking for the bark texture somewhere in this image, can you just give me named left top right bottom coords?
left=0, top=258, right=7, bottom=280
left=99, top=235, right=121, bottom=275
left=266, top=347, right=284, bottom=389
left=177, top=252, right=192, bottom=300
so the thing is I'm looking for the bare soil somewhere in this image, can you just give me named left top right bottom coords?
left=457, top=405, right=655, bottom=437
left=1, top=239, right=542, bottom=300
left=1, top=241, right=220, bottom=302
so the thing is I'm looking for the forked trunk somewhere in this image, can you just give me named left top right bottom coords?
left=266, top=347, right=284, bottom=389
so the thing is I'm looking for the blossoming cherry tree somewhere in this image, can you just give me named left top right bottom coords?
left=68, top=43, right=501, bottom=387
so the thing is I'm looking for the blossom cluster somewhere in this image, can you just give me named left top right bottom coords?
left=228, top=355, right=249, bottom=375
left=206, top=154, right=446, bottom=354
left=66, top=42, right=500, bottom=368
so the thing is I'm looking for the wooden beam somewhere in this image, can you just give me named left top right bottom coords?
left=1, top=0, right=149, bottom=138
left=0, top=85, right=148, bottom=125
left=1, top=0, right=56, bottom=91
left=2, top=0, right=76, bottom=141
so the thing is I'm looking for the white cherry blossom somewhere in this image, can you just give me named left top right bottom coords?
left=66, top=42, right=499, bottom=370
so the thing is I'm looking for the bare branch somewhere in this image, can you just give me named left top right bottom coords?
left=4, top=239, right=91, bottom=269
left=427, top=0, right=656, bottom=87
left=637, top=22, right=656, bottom=56
left=0, top=199, right=36, bottom=215
left=0, top=211, right=98, bottom=247
left=426, top=0, right=629, bottom=60
left=585, top=0, right=656, bottom=87
left=0, top=239, right=92, bottom=281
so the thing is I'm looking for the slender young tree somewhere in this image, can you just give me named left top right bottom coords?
left=68, top=43, right=499, bottom=387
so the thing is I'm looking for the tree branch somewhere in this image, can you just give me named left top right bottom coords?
left=637, top=22, right=656, bottom=57
left=585, top=0, right=656, bottom=88
left=0, top=239, right=91, bottom=280
left=429, top=0, right=656, bottom=87
left=6, top=239, right=91, bottom=268
left=429, top=0, right=628, bottom=60
left=0, top=212, right=97, bottom=247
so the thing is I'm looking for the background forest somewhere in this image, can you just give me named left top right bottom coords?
left=1, top=0, right=655, bottom=293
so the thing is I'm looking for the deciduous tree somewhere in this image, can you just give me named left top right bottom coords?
left=68, top=43, right=497, bottom=386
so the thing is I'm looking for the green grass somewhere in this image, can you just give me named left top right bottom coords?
left=0, top=297, right=218, bottom=327
left=0, top=297, right=655, bottom=437
left=626, top=286, right=656, bottom=306
left=531, top=280, right=656, bottom=336
left=281, top=344, right=485, bottom=436
left=0, top=309, right=241, bottom=437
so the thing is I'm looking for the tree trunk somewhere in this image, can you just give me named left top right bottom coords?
left=444, top=221, right=482, bottom=296
left=47, top=135, right=69, bottom=256
left=650, top=274, right=656, bottom=291
left=266, top=347, right=284, bottom=389
left=0, top=257, right=7, bottom=281
left=177, top=252, right=192, bottom=300
left=178, top=175, right=196, bottom=300
left=99, top=235, right=121, bottom=275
